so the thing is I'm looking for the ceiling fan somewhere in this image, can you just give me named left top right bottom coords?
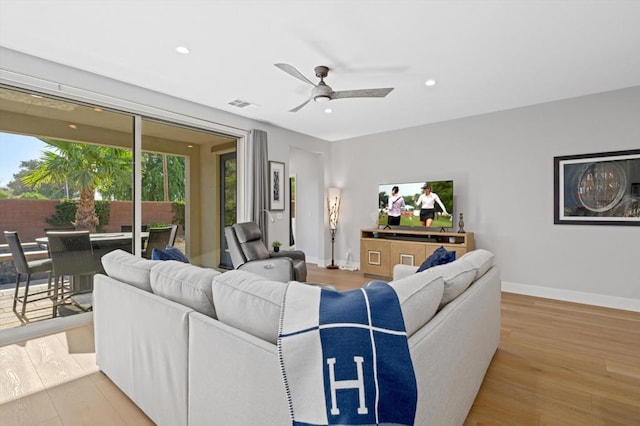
left=274, top=63, right=394, bottom=112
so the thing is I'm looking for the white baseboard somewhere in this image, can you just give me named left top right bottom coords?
left=502, top=281, right=640, bottom=312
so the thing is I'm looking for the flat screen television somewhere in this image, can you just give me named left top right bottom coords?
left=378, top=180, right=454, bottom=229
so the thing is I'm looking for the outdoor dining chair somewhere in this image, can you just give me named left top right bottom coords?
left=168, top=224, right=178, bottom=247
left=46, top=230, right=97, bottom=317
left=142, top=226, right=173, bottom=259
left=4, top=231, right=53, bottom=319
left=39, top=226, right=76, bottom=249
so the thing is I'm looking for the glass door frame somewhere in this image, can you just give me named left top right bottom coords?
left=219, top=151, right=237, bottom=269
left=0, top=71, right=250, bottom=342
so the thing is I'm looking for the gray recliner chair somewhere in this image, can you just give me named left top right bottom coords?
left=224, top=222, right=307, bottom=282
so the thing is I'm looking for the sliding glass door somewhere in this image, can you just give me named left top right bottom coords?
left=0, top=85, right=238, bottom=332
left=0, top=87, right=134, bottom=328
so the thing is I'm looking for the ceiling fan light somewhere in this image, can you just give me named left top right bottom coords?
left=314, top=95, right=331, bottom=103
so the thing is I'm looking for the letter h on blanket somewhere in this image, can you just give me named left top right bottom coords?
left=327, top=356, right=368, bottom=415
left=278, top=281, right=417, bottom=426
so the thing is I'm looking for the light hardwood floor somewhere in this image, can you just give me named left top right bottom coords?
left=1, top=264, right=638, bottom=425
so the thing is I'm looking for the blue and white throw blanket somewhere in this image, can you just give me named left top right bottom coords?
left=278, top=281, right=417, bottom=426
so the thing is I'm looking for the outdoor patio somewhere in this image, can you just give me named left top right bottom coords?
left=0, top=236, right=188, bottom=331
left=0, top=280, right=86, bottom=330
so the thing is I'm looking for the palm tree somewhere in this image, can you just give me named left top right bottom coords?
left=22, top=138, right=132, bottom=232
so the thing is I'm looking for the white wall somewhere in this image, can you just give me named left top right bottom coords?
left=260, top=126, right=328, bottom=249
left=289, top=147, right=325, bottom=264
left=331, top=87, right=640, bottom=309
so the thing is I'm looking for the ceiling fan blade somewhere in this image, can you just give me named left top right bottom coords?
left=289, top=98, right=312, bottom=113
left=332, top=88, right=394, bottom=99
left=275, top=63, right=316, bottom=86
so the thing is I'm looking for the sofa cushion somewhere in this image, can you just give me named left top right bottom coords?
left=416, top=246, right=456, bottom=273
left=212, top=270, right=286, bottom=344
left=152, top=246, right=189, bottom=263
left=389, top=272, right=445, bottom=337
left=150, top=261, right=219, bottom=317
left=427, top=259, right=477, bottom=308
left=101, top=249, right=158, bottom=292
left=458, top=249, right=495, bottom=280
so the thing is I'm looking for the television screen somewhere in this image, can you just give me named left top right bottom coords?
left=378, top=180, right=454, bottom=229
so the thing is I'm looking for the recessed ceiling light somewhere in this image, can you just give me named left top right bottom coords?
left=324, top=108, right=333, bottom=114
left=176, top=46, right=190, bottom=55
left=30, top=94, right=43, bottom=98
left=187, top=145, right=194, bottom=148
left=425, top=79, right=437, bottom=87
left=94, top=107, right=103, bottom=112
left=68, top=124, right=78, bottom=129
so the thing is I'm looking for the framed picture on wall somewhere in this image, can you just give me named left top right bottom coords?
left=269, top=161, right=285, bottom=211
left=554, top=149, right=640, bottom=226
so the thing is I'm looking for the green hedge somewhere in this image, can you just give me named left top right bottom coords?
left=46, top=199, right=111, bottom=232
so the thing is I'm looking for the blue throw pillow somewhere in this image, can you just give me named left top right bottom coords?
left=152, top=246, right=189, bottom=263
left=416, top=246, right=456, bottom=273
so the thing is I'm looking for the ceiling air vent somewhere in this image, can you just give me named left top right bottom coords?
left=228, top=99, right=255, bottom=108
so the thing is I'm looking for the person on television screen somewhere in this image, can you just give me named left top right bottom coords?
left=387, top=186, right=405, bottom=226
left=415, top=183, right=449, bottom=227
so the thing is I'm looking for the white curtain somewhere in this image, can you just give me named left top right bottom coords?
left=247, top=129, right=269, bottom=244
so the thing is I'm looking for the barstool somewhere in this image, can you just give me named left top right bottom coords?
left=46, top=231, right=97, bottom=317
left=4, top=231, right=53, bottom=319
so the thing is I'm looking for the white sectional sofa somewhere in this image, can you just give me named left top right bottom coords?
left=93, top=248, right=500, bottom=426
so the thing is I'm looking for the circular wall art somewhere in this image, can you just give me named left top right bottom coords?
left=577, top=161, right=626, bottom=213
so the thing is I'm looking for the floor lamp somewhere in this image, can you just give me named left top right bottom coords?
left=327, top=187, right=341, bottom=270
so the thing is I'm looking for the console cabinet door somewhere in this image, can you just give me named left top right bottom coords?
left=360, top=239, right=390, bottom=277
left=390, top=241, right=427, bottom=268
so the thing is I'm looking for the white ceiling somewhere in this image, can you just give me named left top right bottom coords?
left=1, top=1, right=639, bottom=142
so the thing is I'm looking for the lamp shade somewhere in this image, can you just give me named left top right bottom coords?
left=327, top=187, right=341, bottom=230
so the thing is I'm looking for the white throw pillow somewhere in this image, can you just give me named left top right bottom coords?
left=389, top=272, right=445, bottom=337
left=458, top=249, right=495, bottom=280
left=212, top=270, right=287, bottom=344
left=101, top=249, right=158, bottom=292
left=428, top=259, right=477, bottom=308
left=150, top=261, right=219, bottom=317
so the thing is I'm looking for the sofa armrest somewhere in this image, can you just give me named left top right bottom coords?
left=94, top=274, right=192, bottom=426
left=238, top=257, right=294, bottom=282
left=393, top=264, right=419, bottom=280
left=270, top=249, right=306, bottom=262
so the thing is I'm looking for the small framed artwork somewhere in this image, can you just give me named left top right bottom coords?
left=554, top=149, right=640, bottom=226
left=269, top=161, right=285, bottom=211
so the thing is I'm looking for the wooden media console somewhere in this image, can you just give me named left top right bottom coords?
left=360, top=228, right=475, bottom=279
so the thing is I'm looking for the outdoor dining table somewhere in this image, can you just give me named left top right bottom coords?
left=35, top=232, right=149, bottom=293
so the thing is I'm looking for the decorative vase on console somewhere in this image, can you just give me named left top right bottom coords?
left=458, top=213, right=465, bottom=233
